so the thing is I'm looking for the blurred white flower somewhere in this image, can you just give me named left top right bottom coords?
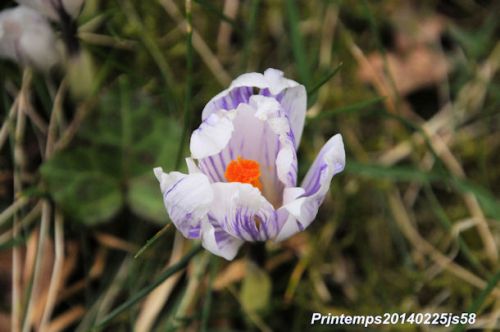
left=0, top=6, right=60, bottom=71
left=16, top=0, right=84, bottom=21
left=154, top=69, right=345, bottom=260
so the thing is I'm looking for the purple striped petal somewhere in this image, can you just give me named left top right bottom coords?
left=201, top=216, right=244, bottom=260
left=201, top=69, right=301, bottom=120
left=279, top=85, right=306, bottom=147
left=275, top=134, right=345, bottom=241
left=196, top=99, right=298, bottom=206
left=201, top=86, right=253, bottom=119
left=154, top=168, right=214, bottom=239
left=208, top=183, right=282, bottom=241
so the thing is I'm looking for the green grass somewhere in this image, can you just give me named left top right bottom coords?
left=0, top=0, right=499, bottom=331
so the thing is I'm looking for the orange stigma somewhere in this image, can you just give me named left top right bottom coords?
left=225, top=157, right=262, bottom=190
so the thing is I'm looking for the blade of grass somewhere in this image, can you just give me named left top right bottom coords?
left=200, top=257, right=218, bottom=332
left=345, top=161, right=441, bottom=183
left=381, top=108, right=500, bottom=219
left=307, top=62, right=343, bottom=100
left=423, top=185, right=487, bottom=275
left=285, top=0, right=311, bottom=87
left=468, top=269, right=500, bottom=312
left=451, top=178, right=500, bottom=220
left=347, top=161, right=500, bottom=221
left=452, top=270, right=500, bottom=332
left=134, top=223, right=172, bottom=259
left=175, top=0, right=194, bottom=168
left=0, top=236, right=25, bottom=250
left=123, top=0, right=177, bottom=113
left=92, top=244, right=203, bottom=330
left=310, top=96, right=385, bottom=120
left=193, top=0, right=238, bottom=28
left=242, top=0, right=260, bottom=70
left=13, top=69, right=31, bottom=332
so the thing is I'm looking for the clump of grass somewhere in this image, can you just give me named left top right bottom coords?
left=0, top=0, right=499, bottom=331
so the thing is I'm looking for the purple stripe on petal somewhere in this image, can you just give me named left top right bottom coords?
left=259, top=214, right=270, bottom=238
left=303, top=164, right=328, bottom=196
left=233, top=215, right=244, bottom=239
left=209, top=156, right=223, bottom=181
left=214, top=227, right=230, bottom=244
left=164, top=177, right=186, bottom=198
left=243, top=216, right=259, bottom=241
left=259, top=88, right=272, bottom=97
left=188, top=225, right=201, bottom=238
left=218, top=153, right=227, bottom=172
left=200, top=160, right=217, bottom=182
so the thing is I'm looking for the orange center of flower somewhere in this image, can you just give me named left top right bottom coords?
left=225, top=157, right=262, bottom=190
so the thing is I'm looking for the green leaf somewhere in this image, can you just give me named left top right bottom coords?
left=41, top=148, right=123, bottom=225
left=449, top=17, right=498, bottom=59
left=42, top=82, right=181, bottom=225
left=127, top=174, right=167, bottom=225
left=240, top=262, right=272, bottom=314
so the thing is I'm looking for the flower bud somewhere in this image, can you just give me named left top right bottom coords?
left=16, top=0, right=84, bottom=21
left=0, top=6, right=60, bottom=71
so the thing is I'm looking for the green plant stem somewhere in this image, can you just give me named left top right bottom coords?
left=248, top=242, right=266, bottom=268
left=200, top=257, right=217, bottom=332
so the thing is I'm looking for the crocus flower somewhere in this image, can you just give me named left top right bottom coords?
left=0, top=6, right=59, bottom=71
left=16, top=0, right=84, bottom=21
left=154, top=69, right=345, bottom=260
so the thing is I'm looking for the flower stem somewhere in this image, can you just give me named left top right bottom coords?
left=248, top=242, right=266, bottom=268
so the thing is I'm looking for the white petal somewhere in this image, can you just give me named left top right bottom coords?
left=201, top=217, right=243, bottom=260
left=275, top=134, right=345, bottom=241
left=185, top=157, right=201, bottom=174
left=250, top=95, right=281, bottom=120
left=263, top=68, right=299, bottom=95
left=0, top=6, right=59, bottom=71
left=280, top=85, right=307, bottom=146
left=154, top=168, right=214, bottom=239
left=208, top=183, right=281, bottom=241
left=273, top=208, right=304, bottom=242
left=230, top=72, right=268, bottom=90
left=276, top=144, right=297, bottom=188
left=283, top=186, right=305, bottom=204
left=190, top=111, right=235, bottom=159
left=16, top=0, right=59, bottom=21
left=16, top=0, right=84, bottom=20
